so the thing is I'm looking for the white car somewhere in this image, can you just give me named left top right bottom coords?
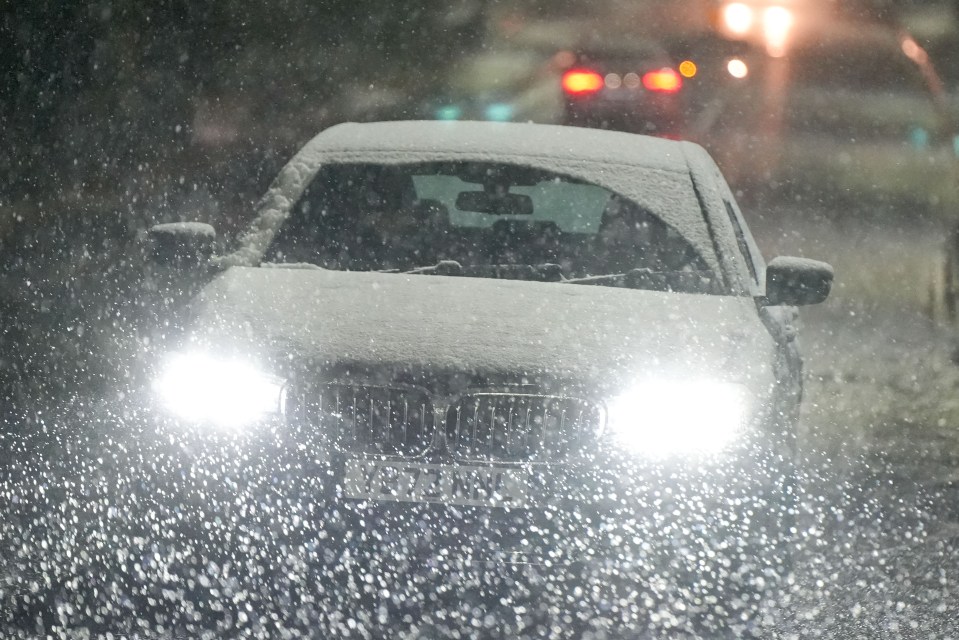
left=147, top=120, right=832, bottom=636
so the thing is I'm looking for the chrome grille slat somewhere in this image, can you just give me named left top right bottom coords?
left=523, top=405, right=532, bottom=458
left=447, top=393, right=601, bottom=463
left=487, top=400, right=496, bottom=458
left=471, top=399, right=480, bottom=458
left=505, top=402, right=515, bottom=457
left=542, top=403, right=549, bottom=452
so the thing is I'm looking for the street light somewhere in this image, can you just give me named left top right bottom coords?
left=722, top=2, right=755, bottom=36
left=762, top=5, right=795, bottom=58
left=718, top=2, right=796, bottom=57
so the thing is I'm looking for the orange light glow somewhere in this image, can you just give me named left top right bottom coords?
left=642, top=68, right=682, bottom=93
left=562, top=69, right=604, bottom=95
left=678, top=60, right=698, bottom=78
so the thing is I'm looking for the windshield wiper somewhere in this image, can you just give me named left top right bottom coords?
left=402, top=262, right=565, bottom=282
left=565, top=268, right=720, bottom=294
left=563, top=273, right=625, bottom=285
left=404, top=260, right=464, bottom=276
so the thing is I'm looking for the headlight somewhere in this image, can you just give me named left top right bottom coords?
left=153, top=351, right=285, bottom=430
left=606, top=380, right=751, bottom=457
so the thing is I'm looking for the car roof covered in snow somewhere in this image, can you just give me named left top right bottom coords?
left=221, top=121, right=724, bottom=274
left=309, top=121, right=690, bottom=173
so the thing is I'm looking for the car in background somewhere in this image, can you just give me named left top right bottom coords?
left=33, top=121, right=833, bottom=637
left=559, top=42, right=687, bottom=136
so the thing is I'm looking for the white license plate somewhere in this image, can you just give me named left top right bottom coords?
left=344, top=460, right=529, bottom=508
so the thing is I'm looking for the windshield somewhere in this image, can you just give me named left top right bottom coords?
left=264, top=162, right=715, bottom=289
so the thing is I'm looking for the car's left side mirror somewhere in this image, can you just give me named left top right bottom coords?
left=763, top=256, right=833, bottom=306
left=147, top=222, right=216, bottom=269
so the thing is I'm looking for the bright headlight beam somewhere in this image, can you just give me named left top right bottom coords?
left=153, top=352, right=284, bottom=430
left=606, top=380, right=750, bottom=458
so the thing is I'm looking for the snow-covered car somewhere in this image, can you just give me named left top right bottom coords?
left=145, top=120, right=832, bottom=635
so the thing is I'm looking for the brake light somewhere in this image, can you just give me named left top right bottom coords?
left=562, top=69, right=604, bottom=96
left=642, top=68, right=682, bottom=93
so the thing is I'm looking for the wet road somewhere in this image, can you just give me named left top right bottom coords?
left=752, top=203, right=959, bottom=637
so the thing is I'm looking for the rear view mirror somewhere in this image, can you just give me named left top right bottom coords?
left=764, top=256, right=833, bottom=306
left=148, top=222, right=216, bottom=269
left=455, top=191, right=533, bottom=216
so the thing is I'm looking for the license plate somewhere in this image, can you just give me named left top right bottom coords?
left=344, top=460, right=529, bottom=508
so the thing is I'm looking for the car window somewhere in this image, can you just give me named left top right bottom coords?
left=264, top=162, right=716, bottom=290
left=412, top=174, right=610, bottom=232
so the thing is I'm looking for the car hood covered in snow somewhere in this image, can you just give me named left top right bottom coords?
left=182, top=266, right=776, bottom=396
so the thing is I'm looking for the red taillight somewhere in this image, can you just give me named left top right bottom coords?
left=562, top=69, right=604, bottom=96
left=642, top=68, right=682, bottom=93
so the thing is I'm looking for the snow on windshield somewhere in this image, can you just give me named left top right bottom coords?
left=222, top=121, right=721, bottom=274
left=259, top=161, right=713, bottom=281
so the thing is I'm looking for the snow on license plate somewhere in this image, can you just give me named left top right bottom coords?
left=344, top=460, right=529, bottom=508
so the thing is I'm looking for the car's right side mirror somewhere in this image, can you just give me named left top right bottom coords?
left=147, top=222, right=216, bottom=270
left=763, top=256, right=834, bottom=306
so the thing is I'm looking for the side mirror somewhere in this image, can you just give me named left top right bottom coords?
left=147, top=222, right=216, bottom=269
left=763, top=256, right=833, bottom=306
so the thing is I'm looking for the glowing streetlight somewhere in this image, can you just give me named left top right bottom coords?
left=722, top=2, right=755, bottom=36
left=762, top=6, right=795, bottom=58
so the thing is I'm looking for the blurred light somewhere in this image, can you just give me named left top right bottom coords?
left=606, top=380, right=750, bottom=457
left=762, top=6, right=794, bottom=58
left=642, top=68, right=682, bottom=93
left=605, top=73, right=622, bottom=89
left=484, top=103, right=514, bottom=121
left=562, top=69, right=604, bottom=95
left=901, top=36, right=929, bottom=65
left=623, top=72, right=641, bottom=89
left=722, top=2, right=754, bottom=36
left=435, top=105, right=463, bottom=121
left=678, top=60, right=698, bottom=78
left=154, top=351, right=284, bottom=430
left=727, top=58, right=749, bottom=79
left=909, top=127, right=930, bottom=150
left=552, top=50, right=577, bottom=69
left=902, top=38, right=921, bottom=60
